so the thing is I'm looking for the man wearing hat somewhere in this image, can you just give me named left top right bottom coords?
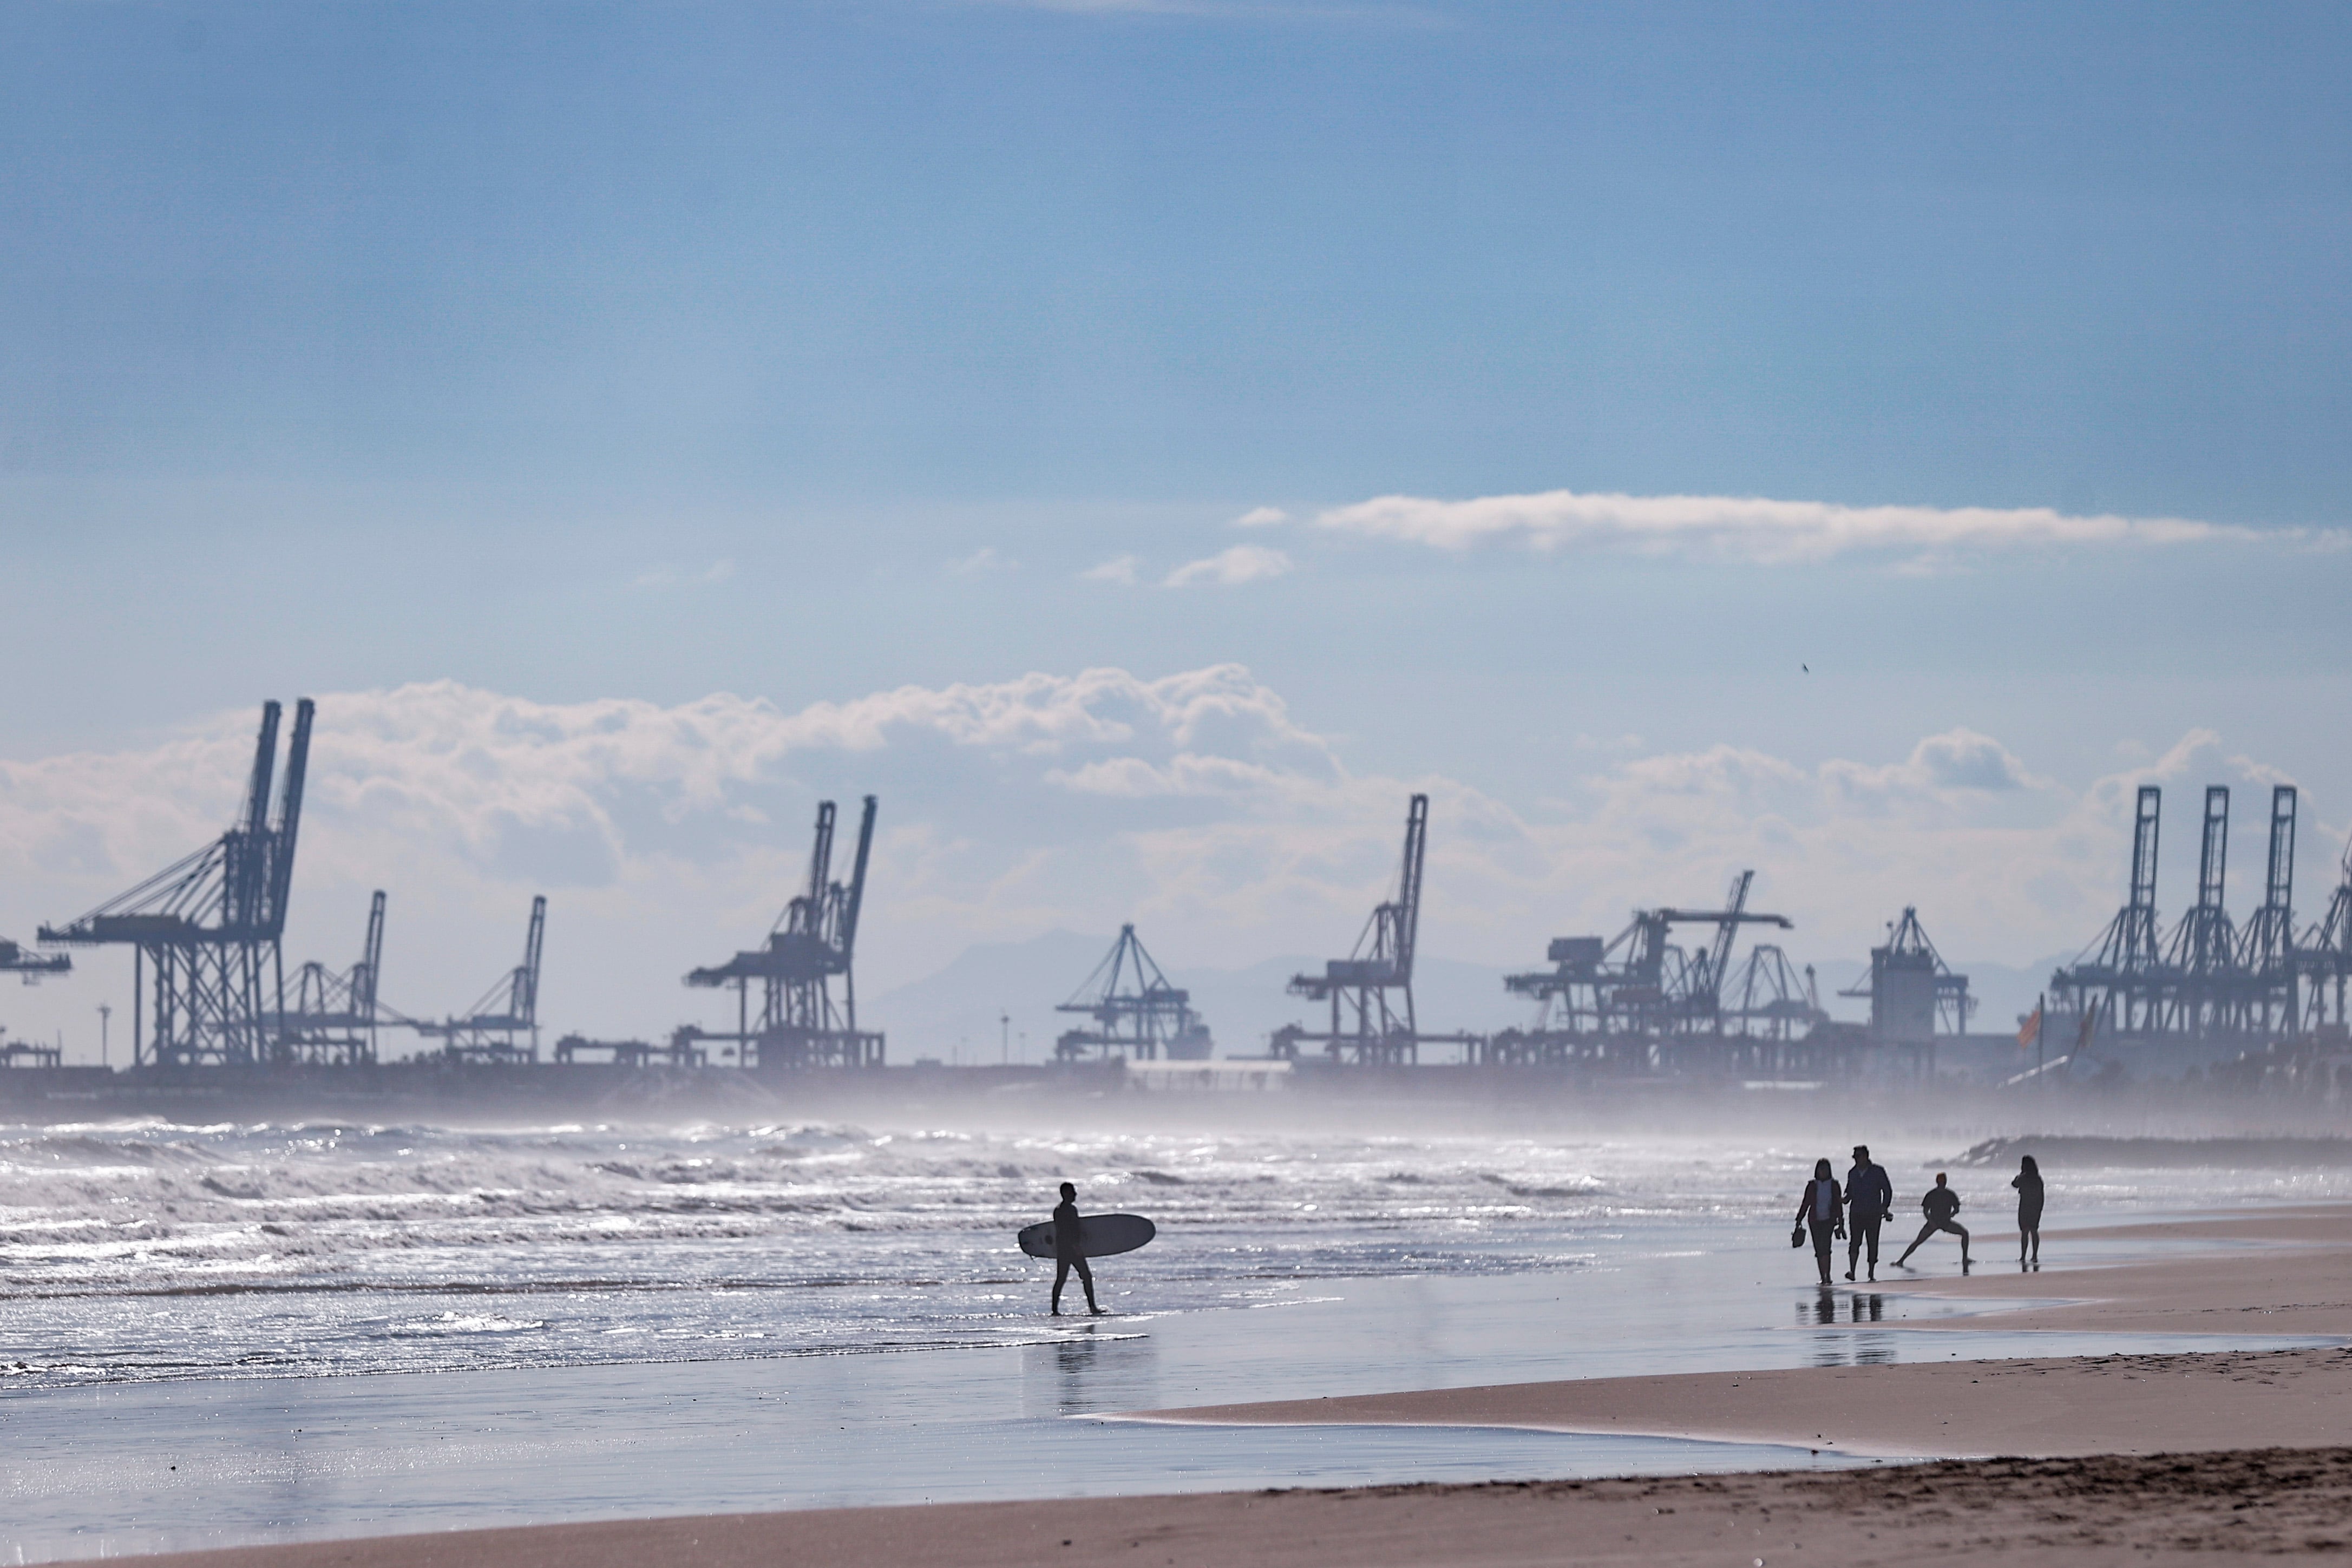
left=1844, top=1144, right=1895, bottom=1282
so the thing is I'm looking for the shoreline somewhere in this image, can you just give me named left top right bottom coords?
left=1131, top=1208, right=2352, bottom=1455
left=114, top=1206, right=2352, bottom=1566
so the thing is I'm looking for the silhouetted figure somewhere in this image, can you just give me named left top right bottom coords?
left=1894, top=1172, right=1971, bottom=1271
left=1793, top=1158, right=1845, bottom=1286
left=2012, top=1154, right=2044, bottom=1268
left=1050, top=1181, right=1103, bottom=1316
left=1844, top=1144, right=1894, bottom=1282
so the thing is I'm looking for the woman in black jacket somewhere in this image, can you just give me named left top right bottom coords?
left=1793, top=1158, right=1846, bottom=1285
left=2013, top=1154, right=2045, bottom=1268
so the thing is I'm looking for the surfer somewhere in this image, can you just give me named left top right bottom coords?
left=1893, top=1172, right=1971, bottom=1271
left=1844, top=1144, right=1894, bottom=1282
left=1050, top=1182, right=1104, bottom=1316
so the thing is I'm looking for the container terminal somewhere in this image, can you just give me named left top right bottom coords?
left=5, top=698, right=2351, bottom=1117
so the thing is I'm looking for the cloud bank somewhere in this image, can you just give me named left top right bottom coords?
left=1307, top=488, right=2331, bottom=565
left=0, top=670, right=2323, bottom=1059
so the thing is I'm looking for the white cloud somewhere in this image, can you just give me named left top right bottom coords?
left=1823, top=729, right=2045, bottom=805
left=949, top=547, right=1013, bottom=575
left=1080, top=554, right=1142, bottom=586
left=1312, top=488, right=2335, bottom=566
left=1233, top=506, right=1289, bottom=528
left=1162, top=544, right=1295, bottom=587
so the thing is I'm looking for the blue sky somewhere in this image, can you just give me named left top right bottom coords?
left=3, top=3, right=2349, bottom=1056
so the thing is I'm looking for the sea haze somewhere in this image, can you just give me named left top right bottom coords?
left=5, top=1114, right=2350, bottom=1387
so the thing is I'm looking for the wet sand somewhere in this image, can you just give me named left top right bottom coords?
left=127, top=1208, right=2352, bottom=1565
left=1145, top=1344, right=2352, bottom=1459
left=1138, top=1208, right=2352, bottom=1455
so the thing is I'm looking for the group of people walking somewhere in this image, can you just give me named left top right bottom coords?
left=1792, top=1146, right=2045, bottom=1284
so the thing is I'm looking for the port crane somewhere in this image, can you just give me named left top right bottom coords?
left=684, top=797, right=882, bottom=1067
left=41, top=700, right=313, bottom=1067
left=1054, top=925, right=1213, bottom=1061
left=403, top=896, right=547, bottom=1062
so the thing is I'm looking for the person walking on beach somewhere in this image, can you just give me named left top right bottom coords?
left=1049, top=1181, right=1104, bottom=1316
left=2012, top=1154, right=2045, bottom=1268
left=1793, top=1159, right=1846, bottom=1285
left=1894, top=1172, right=1971, bottom=1271
left=1844, top=1144, right=1894, bottom=1283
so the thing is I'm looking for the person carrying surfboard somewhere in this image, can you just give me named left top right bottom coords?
left=1050, top=1182, right=1104, bottom=1316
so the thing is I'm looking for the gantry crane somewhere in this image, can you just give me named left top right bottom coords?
left=1275, top=794, right=1476, bottom=1064
left=1054, top=924, right=1214, bottom=1061
left=684, top=797, right=882, bottom=1068
left=41, top=700, right=313, bottom=1067
left=273, top=891, right=386, bottom=1065
left=403, top=896, right=546, bottom=1062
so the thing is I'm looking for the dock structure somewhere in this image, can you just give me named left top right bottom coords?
left=684, top=796, right=882, bottom=1068
left=1054, top=924, right=1213, bottom=1061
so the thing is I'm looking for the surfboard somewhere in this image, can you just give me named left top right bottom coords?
left=1017, top=1213, right=1156, bottom=1260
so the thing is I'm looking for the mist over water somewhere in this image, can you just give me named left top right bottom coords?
left=7, top=1105, right=2350, bottom=1390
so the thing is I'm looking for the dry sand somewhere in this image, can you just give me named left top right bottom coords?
left=129, top=1207, right=2352, bottom=1566
left=127, top=1448, right=2352, bottom=1567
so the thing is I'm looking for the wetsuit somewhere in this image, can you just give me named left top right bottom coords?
left=1051, top=1198, right=1099, bottom=1314
left=1845, top=1160, right=1894, bottom=1280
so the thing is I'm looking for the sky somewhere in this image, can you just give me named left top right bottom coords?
left=3, top=2, right=2350, bottom=1060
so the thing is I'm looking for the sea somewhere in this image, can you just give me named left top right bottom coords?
left=3, top=1108, right=2346, bottom=1560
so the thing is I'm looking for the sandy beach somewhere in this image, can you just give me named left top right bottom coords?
left=112, top=1448, right=2352, bottom=1567
left=123, top=1206, right=2352, bottom=1566
left=1138, top=1208, right=2352, bottom=1457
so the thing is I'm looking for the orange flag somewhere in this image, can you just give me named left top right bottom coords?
left=2016, top=1005, right=2042, bottom=1051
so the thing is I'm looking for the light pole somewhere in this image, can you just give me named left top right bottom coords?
left=1000, top=1011, right=1010, bottom=1065
left=97, top=1003, right=111, bottom=1068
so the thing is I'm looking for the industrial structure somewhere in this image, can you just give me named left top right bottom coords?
left=40, top=699, right=314, bottom=1067
left=1481, top=871, right=1804, bottom=1067
left=1273, top=793, right=1480, bottom=1064
left=1836, top=907, right=1973, bottom=1076
left=405, top=896, right=548, bottom=1062
left=0, top=1026, right=61, bottom=1067
left=25, top=691, right=2352, bottom=1094
left=684, top=797, right=882, bottom=1068
left=551, top=1028, right=709, bottom=1067
left=1054, top=924, right=1213, bottom=1061
left=2047, top=784, right=2329, bottom=1061
left=273, top=891, right=386, bottom=1066
left=0, top=934, right=69, bottom=980
left=2304, top=833, right=2352, bottom=1033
